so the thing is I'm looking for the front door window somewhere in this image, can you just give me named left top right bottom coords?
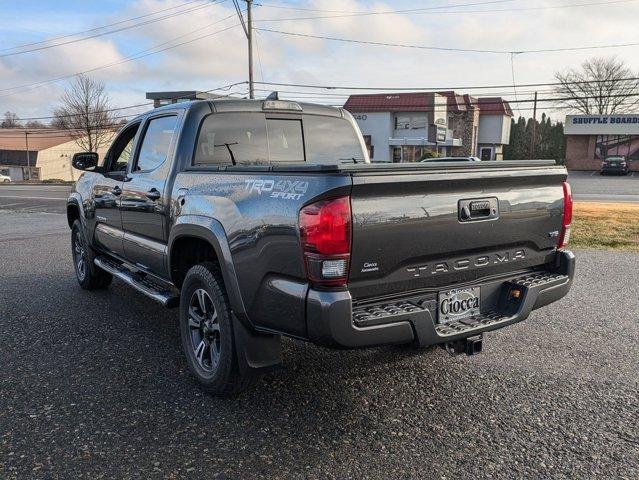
left=106, top=124, right=140, bottom=174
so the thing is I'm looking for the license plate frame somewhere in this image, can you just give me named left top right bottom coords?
left=438, top=287, right=481, bottom=324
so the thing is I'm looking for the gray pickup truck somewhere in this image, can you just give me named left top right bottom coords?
left=67, top=98, right=575, bottom=395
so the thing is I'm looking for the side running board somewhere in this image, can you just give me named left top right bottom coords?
left=94, top=256, right=180, bottom=308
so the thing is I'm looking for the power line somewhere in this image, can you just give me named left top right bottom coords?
left=3, top=97, right=638, bottom=139
left=0, top=20, right=242, bottom=99
left=511, top=53, right=522, bottom=116
left=257, top=28, right=508, bottom=54
left=12, top=82, right=247, bottom=122
left=0, top=0, right=227, bottom=58
left=8, top=77, right=639, bottom=125
left=253, top=76, right=639, bottom=92
left=7, top=90, right=638, bottom=131
left=256, top=27, right=639, bottom=55
left=253, top=87, right=560, bottom=98
left=0, top=0, right=210, bottom=52
left=254, top=0, right=636, bottom=20
left=254, top=0, right=515, bottom=14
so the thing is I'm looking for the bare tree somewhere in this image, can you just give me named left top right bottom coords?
left=553, top=57, right=639, bottom=115
left=54, top=75, right=115, bottom=151
left=24, top=120, right=46, bottom=129
left=1, top=111, right=21, bottom=128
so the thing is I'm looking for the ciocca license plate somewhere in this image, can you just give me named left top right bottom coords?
left=438, top=287, right=481, bottom=323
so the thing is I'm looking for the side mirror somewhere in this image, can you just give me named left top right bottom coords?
left=72, top=152, right=99, bottom=171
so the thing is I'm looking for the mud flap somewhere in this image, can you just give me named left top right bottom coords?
left=232, top=313, right=282, bottom=377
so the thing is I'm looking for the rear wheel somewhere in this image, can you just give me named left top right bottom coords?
left=71, top=220, right=112, bottom=290
left=179, top=262, right=253, bottom=396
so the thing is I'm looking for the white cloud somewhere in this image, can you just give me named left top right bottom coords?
left=3, top=0, right=639, bottom=120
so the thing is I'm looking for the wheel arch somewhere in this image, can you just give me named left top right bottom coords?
left=168, top=217, right=250, bottom=327
left=66, top=195, right=83, bottom=228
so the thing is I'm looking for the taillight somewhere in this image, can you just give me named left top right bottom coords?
left=558, top=181, right=573, bottom=249
left=299, top=196, right=351, bottom=287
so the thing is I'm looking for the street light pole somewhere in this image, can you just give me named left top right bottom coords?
left=246, top=0, right=254, bottom=99
left=24, top=131, right=31, bottom=181
left=530, top=91, right=538, bottom=159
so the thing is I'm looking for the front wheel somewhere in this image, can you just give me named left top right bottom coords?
left=71, top=220, right=112, bottom=290
left=179, top=262, right=254, bottom=396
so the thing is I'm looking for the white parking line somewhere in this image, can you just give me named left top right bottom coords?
left=590, top=171, right=597, bottom=176
left=0, top=195, right=66, bottom=201
left=0, top=202, right=22, bottom=208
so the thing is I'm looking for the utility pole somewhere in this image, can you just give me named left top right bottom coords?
left=24, top=131, right=31, bottom=181
left=246, top=0, right=254, bottom=99
left=530, top=91, right=538, bottom=159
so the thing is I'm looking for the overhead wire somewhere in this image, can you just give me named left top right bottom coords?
left=253, top=0, right=637, bottom=20
left=256, top=28, right=639, bottom=55
left=0, top=0, right=227, bottom=58
left=0, top=0, right=211, bottom=52
left=6, top=89, right=637, bottom=135
left=0, top=19, right=243, bottom=99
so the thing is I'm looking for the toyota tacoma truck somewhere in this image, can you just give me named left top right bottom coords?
left=67, top=97, right=575, bottom=395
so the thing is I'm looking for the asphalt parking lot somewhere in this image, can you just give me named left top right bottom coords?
left=0, top=211, right=638, bottom=479
left=568, top=170, right=639, bottom=203
left=0, top=184, right=70, bottom=214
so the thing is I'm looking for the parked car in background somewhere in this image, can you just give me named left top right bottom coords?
left=421, top=156, right=482, bottom=163
left=0, top=173, right=11, bottom=183
left=600, top=156, right=629, bottom=175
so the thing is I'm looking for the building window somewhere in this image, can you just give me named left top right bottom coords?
left=595, top=135, right=638, bottom=160
left=480, top=147, right=493, bottom=161
left=398, top=146, right=437, bottom=162
left=363, top=135, right=374, bottom=159
left=395, top=114, right=428, bottom=130
left=392, top=147, right=402, bottom=163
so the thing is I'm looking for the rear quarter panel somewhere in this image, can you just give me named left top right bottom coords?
left=171, top=171, right=351, bottom=338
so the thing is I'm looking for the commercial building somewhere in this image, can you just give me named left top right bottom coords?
left=0, top=129, right=115, bottom=181
left=564, top=114, right=639, bottom=171
left=0, top=129, right=61, bottom=181
left=343, top=92, right=512, bottom=162
left=36, top=135, right=115, bottom=181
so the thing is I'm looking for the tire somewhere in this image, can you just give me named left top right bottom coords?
left=3, top=179, right=9, bottom=183
left=71, top=220, right=112, bottom=290
left=179, top=262, right=254, bottom=396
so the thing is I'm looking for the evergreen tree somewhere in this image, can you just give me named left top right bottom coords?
left=503, top=114, right=564, bottom=162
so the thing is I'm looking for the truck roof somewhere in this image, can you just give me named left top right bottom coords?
left=136, top=98, right=344, bottom=119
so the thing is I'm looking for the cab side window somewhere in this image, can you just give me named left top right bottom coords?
left=135, top=116, right=178, bottom=172
left=106, top=124, right=139, bottom=173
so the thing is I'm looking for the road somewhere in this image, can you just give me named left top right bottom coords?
left=0, top=184, right=70, bottom=213
left=0, top=211, right=637, bottom=479
left=568, top=170, right=639, bottom=203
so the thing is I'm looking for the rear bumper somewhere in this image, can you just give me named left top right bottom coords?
left=307, top=250, right=575, bottom=349
left=601, top=166, right=629, bottom=174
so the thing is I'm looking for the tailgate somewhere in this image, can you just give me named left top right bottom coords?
left=347, top=163, right=567, bottom=300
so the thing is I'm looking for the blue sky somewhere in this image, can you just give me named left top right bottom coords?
left=2, top=0, right=639, bottom=121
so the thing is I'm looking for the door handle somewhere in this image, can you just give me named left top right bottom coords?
left=146, top=188, right=161, bottom=201
left=111, top=186, right=122, bottom=196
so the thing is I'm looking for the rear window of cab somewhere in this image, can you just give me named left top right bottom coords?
left=192, top=112, right=365, bottom=166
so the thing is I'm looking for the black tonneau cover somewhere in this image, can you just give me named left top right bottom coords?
left=208, top=159, right=558, bottom=174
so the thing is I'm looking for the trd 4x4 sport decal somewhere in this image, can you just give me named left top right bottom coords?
left=245, top=179, right=309, bottom=200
